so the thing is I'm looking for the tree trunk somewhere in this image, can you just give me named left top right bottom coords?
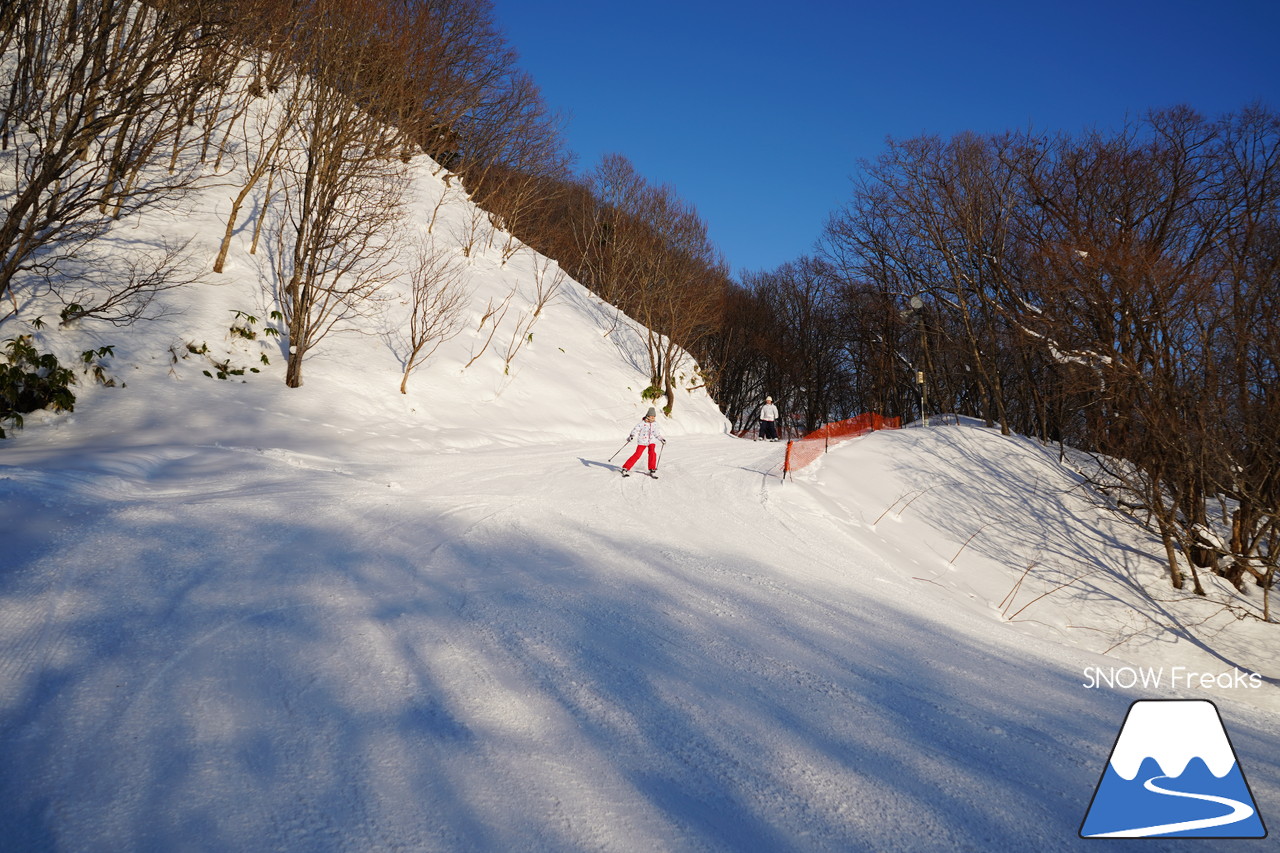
left=213, top=183, right=254, bottom=273
left=285, top=350, right=304, bottom=388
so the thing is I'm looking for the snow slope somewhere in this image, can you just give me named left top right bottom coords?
left=3, top=393, right=1278, bottom=851
left=2, top=89, right=1278, bottom=850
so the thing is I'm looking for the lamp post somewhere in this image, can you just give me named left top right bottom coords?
left=907, top=295, right=928, bottom=427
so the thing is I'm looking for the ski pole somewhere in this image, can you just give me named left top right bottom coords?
left=656, top=440, right=665, bottom=468
left=608, top=438, right=631, bottom=462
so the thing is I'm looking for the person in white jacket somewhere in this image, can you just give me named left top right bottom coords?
left=621, top=407, right=665, bottom=477
left=758, top=396, right=780, bottom=441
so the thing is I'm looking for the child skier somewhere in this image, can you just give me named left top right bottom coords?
left=621, top=407, right=665, bottom=478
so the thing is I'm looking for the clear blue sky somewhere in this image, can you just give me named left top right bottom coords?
left=490, top=0, right=1280, bottom=279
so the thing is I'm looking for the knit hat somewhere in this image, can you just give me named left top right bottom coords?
left=645, top=407, right=657, bottom=418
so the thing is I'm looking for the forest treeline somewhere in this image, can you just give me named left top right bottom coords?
left=1, top=0, right=1276, bottom=603
left=730, top=109, right=1280, bottom=605
left=0, top=0, right=728, bottom=403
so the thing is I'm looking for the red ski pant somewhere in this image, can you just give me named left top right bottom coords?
left=623, top=443, right=658, bottom=471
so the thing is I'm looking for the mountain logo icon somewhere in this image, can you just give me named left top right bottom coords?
left=1080, top=699, right=1267, bottom=838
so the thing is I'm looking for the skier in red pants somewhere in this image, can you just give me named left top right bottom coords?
left=621, top=407, right=665, bottom=478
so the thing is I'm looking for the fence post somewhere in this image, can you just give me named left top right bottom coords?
left=783, top=440, right=793, bottom=480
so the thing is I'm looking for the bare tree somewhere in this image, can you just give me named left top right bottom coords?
left=500, top=253, right=565, bottom=374
left=271, top=0, right=410, bottom=387
left=462, top=282, right=517, bottom=369
left=399, top=236, right=469, bottom=393
left=0, top=0, right=215, bottom=319
left=385, top=0, right=518, bottom=164
left=453, top=71, right=572, bottom=262
left=582, top=155, right=727, bottom=413
left=212, top=75, right=304, bottom=273
left=823, top=132, right=1027, bottom=433
left=747, top=258, right=853, bottom=431
left=1194, top=106, right=1280, bottom=604
left=820, top=108, right=1279, bottom=596
left=57, top=238, right=203, bottom=326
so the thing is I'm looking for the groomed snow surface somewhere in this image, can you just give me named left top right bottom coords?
left=3, top=386, right=1277, bottom=851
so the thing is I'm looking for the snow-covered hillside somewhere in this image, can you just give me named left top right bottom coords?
left=4, top=141, right=728, bottom=444
left=4, top=393, right=1279, bottom=850
left=3, top=72, right=1278, bottom=853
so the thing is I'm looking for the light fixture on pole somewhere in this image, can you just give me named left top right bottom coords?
left=908, top=296, right=928, bottom=427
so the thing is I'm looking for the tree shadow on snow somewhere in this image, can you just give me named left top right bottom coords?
left=0, top=471, right=1276, bottom=852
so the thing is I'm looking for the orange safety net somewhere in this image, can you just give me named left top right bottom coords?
left=782, top=413, right=900, bottom=476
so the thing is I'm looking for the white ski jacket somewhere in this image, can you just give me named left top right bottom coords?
left=760, top=403, right=779, bottom=422
left=628, top=420, right=665, bottom=445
